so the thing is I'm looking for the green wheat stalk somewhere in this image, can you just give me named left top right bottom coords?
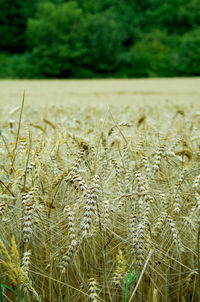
left=0, top=281, right=3, bottom=302
left=0, top=281, right=24, bottom=302
left=124, top=265, right=136, bottom=302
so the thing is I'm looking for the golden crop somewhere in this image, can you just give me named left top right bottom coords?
left=0, top=78, right=200, bottom=301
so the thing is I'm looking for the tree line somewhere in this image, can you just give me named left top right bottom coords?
left=0, top=0, right=200, bottom=78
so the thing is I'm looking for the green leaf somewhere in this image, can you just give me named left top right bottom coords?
left=124, top=266, right=136, bottom=302
left=126, top=269, right=136, bottom=287
left=1, top=283, right=24, bottom=301
left=0, top=282, right=4, bottom=302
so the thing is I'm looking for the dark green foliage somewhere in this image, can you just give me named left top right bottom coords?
left=130, top=30, right=175, bottom=77
left=0, top=0, right=38, bottom=53
left=179, top=29, right=200, bottom=75
left=0, top=53, right=34, bottom=78
left=26, top=1, right=86, bottom=77
left=0, top=0, right=199, bottom=78
left=84, top=9, right=126, bottom=74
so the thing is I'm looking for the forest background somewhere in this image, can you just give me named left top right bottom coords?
left=0, top=0, right=200, bottom=79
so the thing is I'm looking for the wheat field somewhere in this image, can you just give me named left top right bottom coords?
left=0, top=78, right=200, bottom=107
left=0, top=79, right=200, bottom=301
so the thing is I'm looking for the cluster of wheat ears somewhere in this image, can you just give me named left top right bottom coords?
left=0, top=97, right=200, bottom=302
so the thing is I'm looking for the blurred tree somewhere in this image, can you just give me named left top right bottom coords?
left=178, top=0, right=200, bottom=33
left=0, top=53, right=12, bottom=77
left=0, top=0, right=38, bottom=53
left=178, top=29, right=200, bottom=76
left=83, top=9, right=126, bottom=74
left=27, top=1, right=86, bottom=77
left=130, top=30, right=173, bottom=77
left=145, top=0, right=200, bottom=35
left=0, top=52, right=35, bottom=78
left=0, top=0, right=200, bottom=78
